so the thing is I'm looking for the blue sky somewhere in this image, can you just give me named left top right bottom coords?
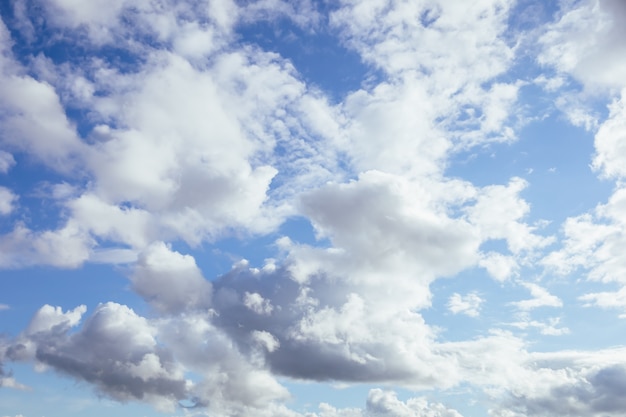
left=2, top=0, right=626, bottom=416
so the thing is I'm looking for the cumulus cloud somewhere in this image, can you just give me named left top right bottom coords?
left=447, top=292, right=483, bottom=317
left=9, top=303, right=188, bottom=412
left=4, top=0, right=626, bottom=416
left=592, top=89, right=626, bottom=179
left=0, top=222, right=93, bottom=268
left=491, top=348, right=626, bottom=417
left=0, top=187, right=17, bottom=215
left=539, top=0, right=626, bottom=91
left=543, top=185, right=626, bottom=315
left=130, top=242, right=212, bottom=314
left=209, top=262, right=454, bottom=386
left=465, top=177, right=552, bottom=255
left=0, top=150, right=15, bottom=173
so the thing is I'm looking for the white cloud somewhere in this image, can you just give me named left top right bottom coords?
left=538, top=0, right=626, bottom=91
left=0, top=222, right=93, bottom=269
left=0, top=150, right=15, bottom=173
left=479, top=252, right=519, bottom=282
left=4, top=1, right=626, bottom=416
left=510, top=282, right=562, bottom=311
left=465, top=177, right=553, bottom=254
left=592, top=89, right=626, bottom=179
left=447, top=292, right=483, bottom=317
left=296, top=171, right=480, bottom=310
left=244, top=292, right=274, bottom=315
left=0, top=187, right=17, bottom=215
left=11, top=303, right=188, bottom=412
left=580, top=286, right=626, bottom=318
left=130, top=242, right=212, bottom=314
left=543, top=186, right=626, bottom=315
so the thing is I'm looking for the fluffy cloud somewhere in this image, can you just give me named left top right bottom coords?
left=0, top=186, right=17, bottom=215
left=592, top=89, right=626, bottom=179
left=0, top=43, right=84, bottom=173
left=8, top=303, right=188, bottom=412
left=0, top=222, right=93, bottom=268
left=465, top=177, right=552, bottom=255
left=4, top=1, right=626, bottom=416
left=543, top=186, right=626, bottom=315
left=448, top=292, right=483, bottom=317
left=0, top=150, right=14, bottom=173
left=539, top=0, right=626, bottom=91
left=310, top=389, right=463, bottom=417
left=491, top=349, right=626, bottom=417
left=130, top=242, right=212, bottom=314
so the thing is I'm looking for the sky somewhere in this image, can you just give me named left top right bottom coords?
left=1, top=0, right=626, bottom=416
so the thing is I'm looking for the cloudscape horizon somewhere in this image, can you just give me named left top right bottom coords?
left=2, top=1, right=626, bottom=416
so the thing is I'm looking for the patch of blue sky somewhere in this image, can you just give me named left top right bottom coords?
left=236, top=14, right=376, bottom=103
left=0, top=365, right=165, bottom=417
left=446, top=111, right=613, bottom=232
left=171, top=215, right=325, bottom=281
left=0, top=153, right=80, bottom=233
left=0, top=263, right=141, bottom=336
left=282, top=379, right=373, bottom=413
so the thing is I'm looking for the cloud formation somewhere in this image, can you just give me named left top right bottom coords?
left=2, top=0, right=626, bottom=416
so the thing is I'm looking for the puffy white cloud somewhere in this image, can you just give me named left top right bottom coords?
left=331, top=0, right=513, bottom=80
left=365, top=389, right=463, bottom=417
left=0, top=222, right=93, bottom=269
left=538, top=0, right=626, bottom=91
left=262, top=389, right=465, bottom=417
left=298, top=171, right=480, bottom=299
left=447, top=292, right=483, bottom=317
left=0, top=62, right=84, bottom=173
left=543, top=185, right=626, bottom=316
left=130, top=242, right=212, bottom=314
left=465, top=177, right=552, bottom=255
left=592, top=89, right=626, bottom=179
left=0, top=186, right=17, bottom=215
left=4, top=1, right=625, bottom=416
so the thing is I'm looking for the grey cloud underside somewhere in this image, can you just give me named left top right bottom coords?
left=15, top=303, right=188, bottom=406
left=501, top=365, right=626, bottom=417
left=211, top=267, right=427, bottom=383
left=35, top=349, right=187, bottom=401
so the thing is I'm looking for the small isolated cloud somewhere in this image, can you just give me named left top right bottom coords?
left=0, top=150, right=15, bottom=173
left=511, top=282, right=562, bottom=311
left=0, top=304, right=9, bottom=311
left=0, top=187, right=17, bottom=215
left=447, top=292, right=483, bottom=317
